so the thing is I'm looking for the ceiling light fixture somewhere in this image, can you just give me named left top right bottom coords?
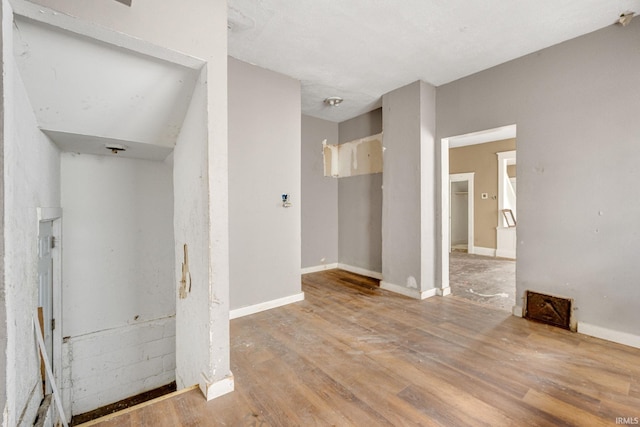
left=617, top=12, right=635, bottom=27
left=105, top=143, right=127, bottom=154
left=324, top=97, right=343, bottom=107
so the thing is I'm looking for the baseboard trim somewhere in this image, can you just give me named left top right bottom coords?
left=301, top=263, right=339, bottom=274
left=436, top=286, right=451, bottom=297
left=229, top=292, right=305, bottom=320
left=512, top=305, right=523, bottom=317
left=472, top=246, right=496, bottom=257
left=380, top=281, right=437, bottom=300
left=201, top=375, right=235, bottom=401
left=496, top=249, right=516, bottom=259
left=337, top=264, right=383, bottom=280
left=577, top=322, right=640, bottom=349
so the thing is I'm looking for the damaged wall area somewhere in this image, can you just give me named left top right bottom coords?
left=323, top=133, right=383, bottom=178
left=3, top=34, right=61, bottom=427
left=4, top=0, right=231, bottom=420
left=338, top=108, right=383, bottom=275
left=61, top=153, right=175, bottom=415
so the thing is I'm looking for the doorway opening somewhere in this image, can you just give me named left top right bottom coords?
left=441, top=125, right=517, bottom=312
left=449, top=173, right=474, bottom=255
left=37, top=208, right=62, bottom=396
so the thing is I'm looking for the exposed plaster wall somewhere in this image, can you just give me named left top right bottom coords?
left=18, top=0, right=231, bottom=397
left=437, top=21, right=640, bottom=340
left=338, top=108, right=383, bottom=274
left=173, top=68, right=228, bottom=396
left=323, top=134, right=383, bottom=178
left=228, top=58, right=302, bottom=311
left=60, top=153, right=174, bottom=414
left=3, top=16, right=61, bottom=425
left=301, top=115, right=338, bottom=269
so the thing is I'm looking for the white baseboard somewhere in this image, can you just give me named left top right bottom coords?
left=437, top=286, right=451, bottom=296
left=512, top=305, right=523, bottom=317
left=578, top=322, right=640, bottom=349
left=496, top=249, right=516, bottom=259
left=200, top=374, right=234, bottom=401
left=472, top=246, right=496, bottom=257
left=301, top=263, right=338, bottom=274
left=380, top=281, right=437, bottom=300
left=229, top=292, right=305, bottom=320
left=337, top=263, right=383, bottom=280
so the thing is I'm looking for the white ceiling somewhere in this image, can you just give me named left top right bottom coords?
left=14, top=16, right=199, bottom=160
left=228, top=0, right=640, bottom=123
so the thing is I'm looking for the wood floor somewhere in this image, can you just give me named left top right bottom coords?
left=85, top=269, right=640, bottom=426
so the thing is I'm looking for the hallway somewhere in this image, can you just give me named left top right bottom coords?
left=449, top=251, right=515, bottom=312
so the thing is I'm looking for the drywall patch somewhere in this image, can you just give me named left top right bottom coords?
left=406, top=276, right=418, bottom=289
left=323, top=133, right=383, bottom=177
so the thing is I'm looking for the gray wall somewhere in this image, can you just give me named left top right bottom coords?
left=437, top=21, right=640, bottom=336
left=0, top=3, right=5, bottom=417
left=338, top=108, right=383, bottom=272
left=301, top=115, right=339, bottom=268
left=382, top=82, right=437, bottom=294
left=228, top=57, right=302, bottom=310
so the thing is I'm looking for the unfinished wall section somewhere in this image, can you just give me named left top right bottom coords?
left=338, top=108, right=383, bottom=276
left=228, top=58, right=302, bottom=316
left=4, top=0, right=232, bottom=418
left=301, top=115, right=339, bottom=271
left=2, top=2, right=61, bottom=422
left=437, top=20, right=640, bottom=347
left=173, top=67, right=229, bottom=397
left=61, top=153, right=174, bottom=415
left=382, top=81, right=437, bottom=299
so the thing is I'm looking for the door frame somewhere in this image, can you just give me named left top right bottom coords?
left=439, top=124, right=517, bottom=297
left=449, top=173, right=475, bottom=255
left=37, top=208, right=62, bottom=391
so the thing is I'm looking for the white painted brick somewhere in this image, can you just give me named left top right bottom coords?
left=163, top=317, right=176, bottom=338
left=69, top=317, right=176, bottom=415
left=162, top=353, right=176, bottom=372
left=71, top=320, right=168, bottom=361
left=143, top=371, right=175, bottom=390
left=142, top=337, right=174, bottom=360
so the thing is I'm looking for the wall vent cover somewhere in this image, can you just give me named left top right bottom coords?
left=524, top=291, right=573, bottom=331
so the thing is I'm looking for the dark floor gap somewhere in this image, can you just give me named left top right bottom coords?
left=70, top=381, right=176, bottom=426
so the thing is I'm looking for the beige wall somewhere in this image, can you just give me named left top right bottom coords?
left=450, top=138, right=516, bottom=249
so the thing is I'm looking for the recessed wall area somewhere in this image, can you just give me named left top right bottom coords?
left=301, top=108, right=383, bottom=277
left=9, top=9, right=214, bottom=419
left=60, top=153, right=175, bottom=414
left=13, top=16, right=199, bottom=155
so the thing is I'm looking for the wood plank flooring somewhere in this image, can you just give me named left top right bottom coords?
left=85, top=269, right=640, bottom=426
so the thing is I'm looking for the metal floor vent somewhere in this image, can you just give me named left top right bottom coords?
left=524, top=291, right=574, bottom=331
